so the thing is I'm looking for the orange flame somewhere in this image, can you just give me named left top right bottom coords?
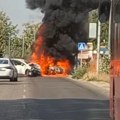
left=30, top=25, right=72, bottom=77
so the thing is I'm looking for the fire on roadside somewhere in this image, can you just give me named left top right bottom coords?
left=30, top=25, right=72, bottom=77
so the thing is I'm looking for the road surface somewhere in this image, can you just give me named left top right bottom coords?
left=0, top=77, right=111, bottom=120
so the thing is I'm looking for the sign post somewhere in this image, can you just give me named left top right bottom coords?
left=78, top=42, right=87, bottom=67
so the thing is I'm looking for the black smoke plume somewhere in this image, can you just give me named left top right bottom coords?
left=26, top=0, right=99, bottom=65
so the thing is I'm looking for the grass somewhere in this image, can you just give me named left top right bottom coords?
left=82, top=72, right=110, bottom=83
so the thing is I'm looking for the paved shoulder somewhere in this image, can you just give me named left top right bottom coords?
left=66, top=76, right=110, bottom=99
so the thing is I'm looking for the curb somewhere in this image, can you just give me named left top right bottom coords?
left=66, top=76, right=110, bottom=99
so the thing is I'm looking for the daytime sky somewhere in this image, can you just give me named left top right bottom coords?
left=0, top=0, right=44, bottom=33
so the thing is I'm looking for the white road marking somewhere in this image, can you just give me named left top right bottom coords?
left=23, top=84, right=26, bottom=99
left=24, top=89, right=26, bottom=93
left=23, top=95, right=26, bottom=99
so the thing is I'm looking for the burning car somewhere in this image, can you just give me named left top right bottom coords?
left=47, top=65, right=63, bottom=75
left=27, top=63, right=41, bottom=77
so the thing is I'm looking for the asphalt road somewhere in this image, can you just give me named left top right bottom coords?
left=0, top=76, right=111, bottom=120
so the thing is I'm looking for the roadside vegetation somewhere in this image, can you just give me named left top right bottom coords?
left=0, top=11, right=40, bottom=59
left=71, top=55, right=110, bottom=83
left=72, top=65, right=88, bottom=79
left=71, top=10, right=110, bottom=83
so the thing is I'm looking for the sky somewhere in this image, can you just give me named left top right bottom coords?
left=0, top=0, right=44, bottom=34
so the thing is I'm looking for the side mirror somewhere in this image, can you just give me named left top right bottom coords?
left=98, top=0, right=111, bottom=23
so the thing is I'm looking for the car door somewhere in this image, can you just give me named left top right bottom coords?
left=12, top=60, right=26, bottom=75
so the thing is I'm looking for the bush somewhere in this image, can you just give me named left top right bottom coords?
left=72, top=66, right=87, bottom=79
left=99, top=55, right=110, bottom=74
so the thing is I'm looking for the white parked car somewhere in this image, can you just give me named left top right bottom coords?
left=11, top=58, right=31, bottom=76
left=0, top=58, right=18, bottom=81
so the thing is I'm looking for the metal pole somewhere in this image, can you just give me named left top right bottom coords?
left=8, top=34, right=11, bottom=57
left=80, top=50, right=83, bottom=67
left=108, top=0, right=112, bottom=56
left=22, top=37, right=25, bottom=58
left=96, top=20, right=101, bottom=74
left=34, top=26, right=36, bottom=41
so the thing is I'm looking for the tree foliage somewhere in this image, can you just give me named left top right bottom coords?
left=0, top=10, right=40, bottom=59
left=0, top=11, right=18, bottom=56
left=89, top=9, right=109, bottom=48
left=101, top=22, right=109, bottom=46
left=10, top=37, right=23, bottom=58
left=89, top=9, right=110, bottom=74
left=89, top=10, right=98, bottom=23
left=21, top=23, right=40, bottom=59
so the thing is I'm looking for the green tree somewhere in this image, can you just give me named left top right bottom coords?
left=89, top=9, right=110, bottom=74
left=10, top=36, right=23, bottom=58
left=0, top=11, right=18, bottom=57
left=89, top=10, right=98, bottom=23
left=89, top=9, right=109, bottom=48
left=101, top=22, right=109, bottom=46
left=21, top=23, right=40, bottom=59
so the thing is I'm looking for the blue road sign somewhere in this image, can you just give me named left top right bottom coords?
left=78, top=42, right=87, bottom=51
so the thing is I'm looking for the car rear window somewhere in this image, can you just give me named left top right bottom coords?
left=0, top=60, right=8, bottom=64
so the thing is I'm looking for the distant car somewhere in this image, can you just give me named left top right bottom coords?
left=27, top=63, right=41, bottom=77
left=47, top=65, right=63, bottom=75
left=0, top=58, right=18, bottom=81
left=11, top=58, right=31, bottom=76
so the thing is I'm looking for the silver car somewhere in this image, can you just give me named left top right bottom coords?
left=0, top=58, right=18, bottom=81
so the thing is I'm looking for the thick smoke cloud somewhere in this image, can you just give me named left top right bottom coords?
left=26, top=0, right=99, bottom=64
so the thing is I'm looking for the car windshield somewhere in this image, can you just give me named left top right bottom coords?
left=0, top=60, right=8, bottom=64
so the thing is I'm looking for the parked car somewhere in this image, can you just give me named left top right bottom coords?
left=11, top=58, right=31, bottom=76
left=0, top=58, right=18, bottom=81
left=27, top=63, right=41, bottom=77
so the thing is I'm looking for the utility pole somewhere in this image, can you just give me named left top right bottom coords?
left=108, top=0, right=112, bottom=57
left=22, top=37, right=25, bottom=58
left=96, top=20, right=101, bottom=74
left=8, top=34, right=11, bottom=57
left=33, top=25, right=36, bottom=41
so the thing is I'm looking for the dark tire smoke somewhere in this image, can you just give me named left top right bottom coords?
left=26, top=0, right=99, bottom=66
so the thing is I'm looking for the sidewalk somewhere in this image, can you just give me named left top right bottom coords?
left=88, top=80, right=110, bottom=91
left=67, top=75, right=110, bottom=98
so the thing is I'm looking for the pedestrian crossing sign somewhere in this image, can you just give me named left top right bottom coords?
left=78, top=42, right=87, bottom=51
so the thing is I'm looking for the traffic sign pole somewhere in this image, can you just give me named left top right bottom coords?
left=78, top=42, right=87, bottom=67
left=80, top=50, right=83, bottom=67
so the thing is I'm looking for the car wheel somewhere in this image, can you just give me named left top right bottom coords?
left=14, top=76, right=18, bottom=81
left=25, top=69, right=30, bottom=76
left=10, top=77, right=14, bottom=82
left=10, top=77, right=18, bottom=82
left=10, top=71, right=18, bottom=82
